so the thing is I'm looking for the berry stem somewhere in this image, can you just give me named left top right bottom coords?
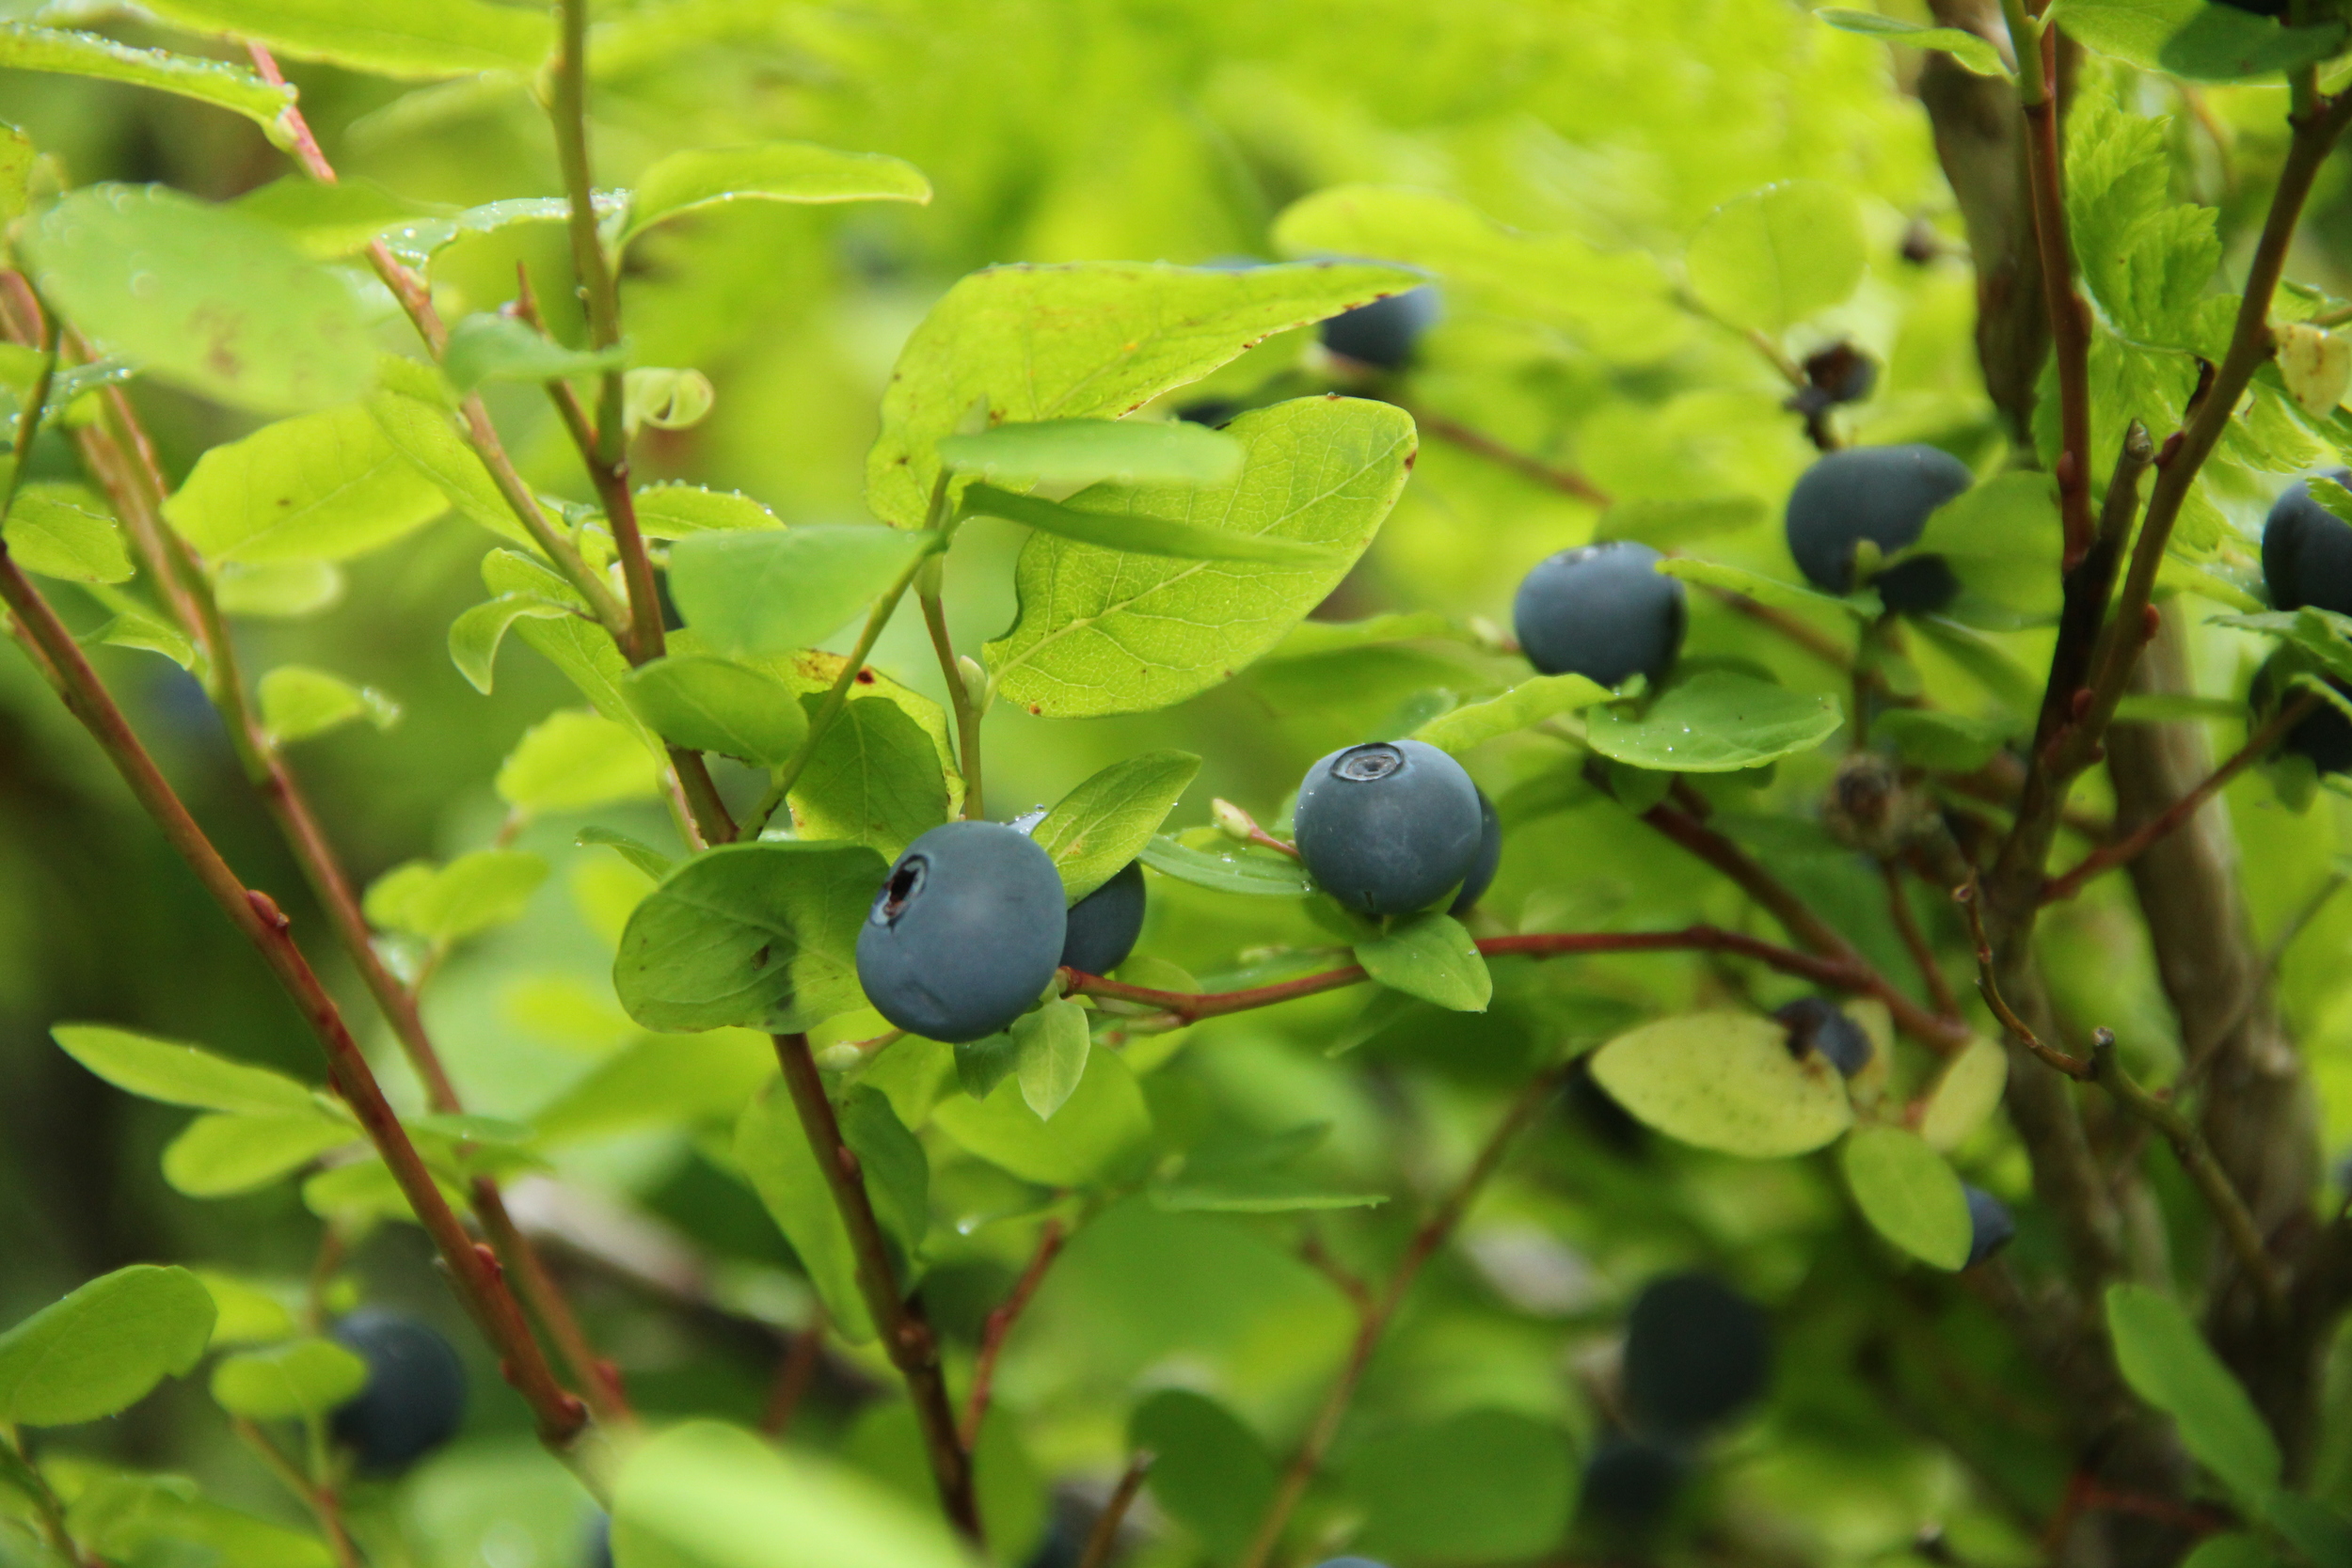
left=1073, top=1450, right=1155, bottom=1568
left=770, top=1033, right=979, bottom=1540
left=1233, top=1062, right=1564, bottom=1568
left=1398, top=404, right=1613, bottom=506
left=960, top=1217, right=1066, bottom=1449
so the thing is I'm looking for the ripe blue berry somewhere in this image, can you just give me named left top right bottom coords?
left=2261, top=471, right=2352, bottom=615
left=1449, top=789, right=1502, bottom=916
left=1774, top=996, right=1872, bottom=1077
left=1963, top=1184, right=2016, bottom=1268
left=856, top=821, right=1067, bottom=1043
left=2254, top=655, right=2352, bottom=775
left=1512, top=540, right=1686, bottom=689
left=1009, top=810, right=1148, bottom=977
left=1621, top=1274, right=1771, bottom=1442
left=1579, top=1435, right=1685, bottom=1528
left=1295, top=740, right=1485, bottom=916
left=329, top=1308, right=467, bottom=1473
left=1320, top=286, right=1440, bottom=371
left=1784, top=444, right=1973, bottom=611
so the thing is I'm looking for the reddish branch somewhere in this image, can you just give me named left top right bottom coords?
left=2040, top=692, right=2319, bottom=904
left=0, top=547, right=587, bottom=1453
left=771, top=1034, right=979, bottom=1540
left=1233, top=1064, right=1565, bottom=1568
left=961, top=1218, right=1067, bottom=1449
left=1883, top=860, right=1962, bottom=1018
left=1405, top=405, right=1613, bottom=506
left=758, top=1319, right=827, bottom=1438
left=1075, top=1452, right=1156, bottom=1568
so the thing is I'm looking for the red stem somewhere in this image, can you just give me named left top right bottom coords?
left=960, top=1219, right=1066, bottom=1449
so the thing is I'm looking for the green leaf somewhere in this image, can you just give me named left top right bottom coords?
left=1686, top=181, right=1867, bottom=333
left=1270, top=184, right=1685, bottom=359
left=533, top=1028, right=771, bottom=1144
left=961, top=481, right=1343, bottom=564
left=0, top=1265, right=216, bottom=1426
left=2052, top=0, right=2201, bottom=67
left=0, top=24, right=294, bottom=142
left=2215, top=608, right=2352, bottom=689
left=380, top=196, right=620, bottom=269
left=632, top=483, right=783, bottom=537
left=216, top=559, right=344, bottom=618
left=1919, top=1035, right=2010, bottom=1151
left=449, top=594, right=572, bottom=694
left=366, top=384, right=547, bottom=548
left=668, top=526, right=935, bottom=660
left=208, top=1338, right=367, bottom=1421
left=164, top=1112, right=354, bottom=1196
left=955, top=1032, right=1022, bottom=1099
left=785, top=690, right=953, bottom=859
left=2158, top=5, right=2346, bottom=80
left=626, top=366, right=715, bottom=431
left=1915, top=468, right=2061, bottom=628
left=985, top=397, right=1415, bottom=717
left=441, top=313, right=624, bottom=393
left=1136, top=834, right=1317, bottom=896
left=939, top=419, right=1243, bottom=489
left=1150, top=1124, right=1386, bottom=1213
left=164, top=404, right=450, bottom=562
left=2106, top=1283, right=2281, bottom=1504
left=2263, top=1492, right=2352, bottom=1568
left=1032, top=751, right=1200, bottom=900
left=5, top=483, right=134, bottom=583
left=92, top=595, right=199, bottom=670
left=496, top=709, right=659, bottom=814
left=1343, top=1410, right=1576, bottom=1565
left=24, top=186, right=375, bottom=415
left=1875, top=708, right=2014, bottom=773
left=191, top=1270, right=299, bottom=1346
left=68, top=1476, right=333, bottom=1568
left=516, top=612, right=668, bottom=752
left=1129, top=1389, right=1278, bottom=1561
left=1354, top=911, right=1490, bottom=1012
left=2112, top=692, right=2248, bottom=723
left=1012, top=999, right=1090, bottom=1119
left=1594, top=495, right=1768, bottom=548
left=868, top=258, right=1425, bottom=528
left=1840, top=1125, right=1973, bottom=1270
left=1911, top=615, right=2045, bottom=710
left=228, top=174, right=429, bottom=259
left=1588, top=1012, right=1854, bottom=1157
left=1585, top=672, right=1843, bottom=772
left=2179, top=1533, right=2286, bottom=1568
left=52, top=1022, right=321, bottom=1116
left=622, top=141, right=930, bottom=245
left=1414, top=672, right=1612, bottom=752
left=364, top=849, right=547, bottom=942
left=612, top=1418, right=971, bottom=1568
left=136, top=0, right=551, bottom=78
left=613, top=841, right=887, bottom=1033
left=257, top=665, right=398, bottom=744
left=1268, top=611, right=1462, bottom=658
left=1657, top=555, right=1873, bottom=618
left=737, top=1082, right=927, bottom=1343
left=625, top=655, right=807, bottom=767
left=1816, top=8, right=2011, bottom=75
left=0, top=123, right=26, bottom=224
left=932, top=1043, right=1151, bottom=1186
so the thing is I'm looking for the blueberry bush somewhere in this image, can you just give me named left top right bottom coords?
left=8, top=2, right=2352, bottom=1566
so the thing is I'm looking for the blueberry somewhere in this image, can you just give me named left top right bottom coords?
left=1294, top=739, right=1485, bottom=916
left=2261, top=471, right=2352, bottom=615
left=1008, top=810, right=1148, bottom=976
left=856, top=821, right=1068, bottom=1043
left=1512, top=541, right=1686, bottom=689
left=1579, top=1435, right=1686, bottom=1528
left=1773, top=996, right=1872, bottom=1077
left=1176, top=398, right=1241, bottom=428
left=328, top=1308, right=467, bottom=1473
left=1963, top=1184, right=2016, bottom=1268
left=1320, top=286, right=1440, bottom=371
left=1784, top=444, right=1973, bottom=611
left=1448, top=789, right=1502, bottom=917
left=2254, top=654, right=2352, bottom=774
left=585, top=1513, right=612, bottom=1568
left=1802, top=342, right=1878, bottom=406
left=1621, top=1274, right=1771, bottom=1442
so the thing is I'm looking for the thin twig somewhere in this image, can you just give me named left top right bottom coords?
left=961, top=1218, right=1066, bottom=1449
left=758, top=1317, right=826, bottom=1438
left=2084, top=1030, right=2287, bottom=1316
left=1702, top=584, right=1858, bottom=672
left=1074, top=1451, right=1155, bottom=1568
left=1883, top=860, right=1962, bottom=1018
left=918, top=580, right=986, bottom=820
left=1401, top=405, right=1612, bottom=505
left=231, top=1419, right=362, bottom=1568
left=1234, top=1063, right=1565, bottom=1568
left=2041, top=692, right=2320, bottom=903
left=771, top=1034, right=978, bottom=1540
left=1956, top=883, right=2090, bottom=1078
left=0, top=533, right=590, bottom=1459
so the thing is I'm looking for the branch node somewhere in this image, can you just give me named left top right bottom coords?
left=246, top=888, right=290, bottom=930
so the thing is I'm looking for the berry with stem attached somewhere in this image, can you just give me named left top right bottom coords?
left=856, top=821, right=1067, bottom=1043
left=1294, top=740, right=1485, bottom=916
left=1784, top=444, right=1972, bottom=612
left=2261, top=470, right=2352, bottom=616
left=1774, top=996, right=1873, bottom=1077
